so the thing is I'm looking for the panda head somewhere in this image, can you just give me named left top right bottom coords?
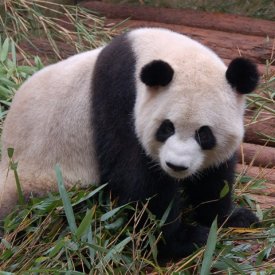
left=132, top=29, right=259, bottom=179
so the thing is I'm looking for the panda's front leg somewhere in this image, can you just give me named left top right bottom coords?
left=158, top=220, right=209, bottom=261
left=184, top=158, right=258, bottom=228
left=153, top=190, right=209, bottom=261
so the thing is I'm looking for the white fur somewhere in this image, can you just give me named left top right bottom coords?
left=160, top=135, right=204, bottom=179
left=130, top=28, right=245, bottom=178
left=0, top=49, right=103, bottom=218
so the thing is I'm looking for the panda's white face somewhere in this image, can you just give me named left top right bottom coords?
left=134, top=89, right=244, bottom=179
left=130, top=28, right=247, bottom=179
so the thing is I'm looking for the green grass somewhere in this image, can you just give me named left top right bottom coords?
left=0, top=37, right=43, bottom=140
left=0, top=166, right=274, bottom=273
left=0, top=167, right=161, bottom=273
left=1, top=0, right=118, bottom=61
left=0, top=1, right=275, bottom=273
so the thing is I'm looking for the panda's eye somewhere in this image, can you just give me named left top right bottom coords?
left=195, top=126, right=216, bottom=150
left=156, top=119, right=175, bottom=142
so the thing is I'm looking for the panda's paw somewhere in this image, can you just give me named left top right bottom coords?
left=183, top=224, right=209, bottom=246
left=224, top=207, right=259, bottom=227
left=158, top=224, right=209, bottom=262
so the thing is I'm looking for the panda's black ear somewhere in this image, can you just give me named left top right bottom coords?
left=140, top=60, right=174, bottom=87
left=226, top=57, right=259, bottom=94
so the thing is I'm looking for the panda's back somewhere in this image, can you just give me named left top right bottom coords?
left=0, top=48, right=103, bottom=195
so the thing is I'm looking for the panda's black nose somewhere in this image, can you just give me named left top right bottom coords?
left=166, top=162, right=188, bottom=172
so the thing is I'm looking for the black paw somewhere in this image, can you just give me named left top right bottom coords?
left=158, top=224, right=209, bottom=262
left=224, top=207, right=259, bottom=227
left=184, top=224, right=209, bottom=247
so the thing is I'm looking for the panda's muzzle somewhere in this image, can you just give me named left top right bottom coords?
left=166, top=162, right=188, bottom=172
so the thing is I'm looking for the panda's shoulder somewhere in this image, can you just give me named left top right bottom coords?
left=41, top=48, right=103, bottom=77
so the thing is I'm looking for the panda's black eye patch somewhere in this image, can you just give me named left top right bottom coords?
left=156, top=119, right=175, bottom=142
left=195, top=126, right=216, bottom=150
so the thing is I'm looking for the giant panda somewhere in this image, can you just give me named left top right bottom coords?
left=0, top=28, right=259, bottom=260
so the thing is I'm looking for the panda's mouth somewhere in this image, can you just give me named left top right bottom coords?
left=165, top=161, right=189, bottom=172
left=163, top=161, right=192, bottom=179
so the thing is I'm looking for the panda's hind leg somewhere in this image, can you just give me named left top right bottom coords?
left=0, top=165, right=58, bottom=221
left=0, top=169, right=19, bottom=221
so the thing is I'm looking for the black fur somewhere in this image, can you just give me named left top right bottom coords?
left=156, top=119, right=175, bottom=142
left=226, top=58, right=259, bottom=94
left=195, top=126, right=216, bottom=150
left=140, top=60, right=174, bottom=87
left=92, top=33, right=258, bottom=261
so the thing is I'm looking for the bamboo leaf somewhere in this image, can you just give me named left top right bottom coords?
left=220, top=257, right=246, bottom=274
left=47, top=239, right=65, bottom=258
left=220, top=181, right=230, bottom=199
left=102, top=236, right=131, bottom=264
left=200, top=218, right=217, bottom=275
left=0, top=38, right=10, bottom=62
left=100, top=205, right=126, bottom=222
left=55, top=164, right=77, bottom=234
left=87, top=225, right=95, bottom=264
left=148, top=233, right=158, bottom=263
left=0, top=77, right=17, bottom=87
left=11, top=40, right=16, bottom=65
left=72, top=183, right=107, bottom=207
left=7, top=147, right=14, bottom=158
left=159, top=198, right=174, bottom=227
left=76, top=207, right=95, bottom=240
left=104, top=217, right=124, bottom=230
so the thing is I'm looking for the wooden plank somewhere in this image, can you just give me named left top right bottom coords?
left=251, top=182, right=275, bottom=196
left=249, top=194, right=275, bottom=208
left=104, top=18, right=274, bottom=64
left=236, top=164, right=275, bottom=209
left=238, top=143, right=275, bottom=168
left=244, top=111, right=275, bottom=147
left=236, top=164, right=275, bottom=184
left=82, top=1, right=275, bottom=38
left=82, top=2, right=275, bottom=67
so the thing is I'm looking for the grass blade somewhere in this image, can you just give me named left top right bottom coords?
left=220, top=257, right=246, bottom=274
left=71, top=183, right=107, bottom=207
left=7, top=148, right=24, bottom=205
left=219, top=181, right=230, bottom=199
left=0, top=38, right=9, bottom=62
left=102, top=236, right=132, bottom=264
left=100, top=204, right=126, bottom=222
left=48, top=239, right=65, bottom=258
left=55, top=164, right=77, bottom=235
left=75, top=207, right=95, bottom=240
left=200, top=217, right=218, bottom=275
left=159, top=198, right=174, bottom=227
left=87, top=225, right=95, bottom=265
